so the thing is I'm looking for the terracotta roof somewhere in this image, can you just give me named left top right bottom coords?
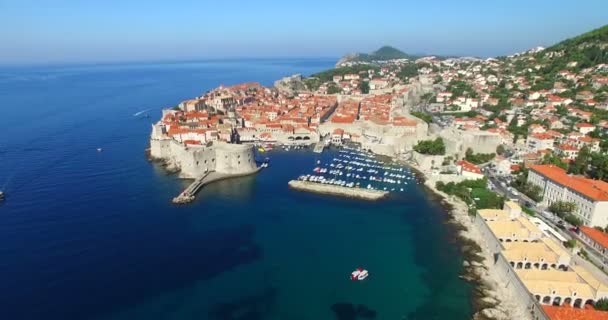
left=579, top=226, right=608, bottom=249
left=529, top=165, right=608, bottom=201
left=557, top=144, right=579, bottom=151
left=543, top=305, right=608, bottom=320
left=530, top=133, right=555, bottom=140
left=457, top=160, right=482, bottom=174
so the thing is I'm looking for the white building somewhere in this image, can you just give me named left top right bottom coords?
left=527, top=165, right=608, bottom=227
left=527, top=133, right=554, bottom=151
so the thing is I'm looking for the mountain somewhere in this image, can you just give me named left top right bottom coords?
left=335, top=46, right=418, bottom=66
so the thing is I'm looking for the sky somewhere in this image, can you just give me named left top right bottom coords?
left=1, top=0, right=607, bottom=65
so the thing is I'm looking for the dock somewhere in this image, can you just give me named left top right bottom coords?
left=313, top=140, right=326, bottom=153
left=172, top=172, right=210, bottom=204
left=172, top=168, right=263, bottom=204
left=288, top=180, right=389, bottom=201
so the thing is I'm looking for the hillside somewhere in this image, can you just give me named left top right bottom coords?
left=335, top=46, right=418, bottom=66
left=530, top=24, right=608, bottom=72
left=549, top=24, right=608, bottom=51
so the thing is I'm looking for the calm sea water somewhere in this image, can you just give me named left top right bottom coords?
left=0, top=59, right=473, bottom=320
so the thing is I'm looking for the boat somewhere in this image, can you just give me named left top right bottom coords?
left=97, top=148, right=103, bottom=152
left=0, top=191, right=4, bottom=201
left=258, top=147, right=266, bottom=153
left=350, top=268, right=369, bottom=281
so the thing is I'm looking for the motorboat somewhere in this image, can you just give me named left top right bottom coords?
left=351, top=268, right=369, bottom=281
left=0, top=191, right=4, bottom=201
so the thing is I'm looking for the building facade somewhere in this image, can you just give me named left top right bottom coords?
left=527, top=165, right=608, bottom=227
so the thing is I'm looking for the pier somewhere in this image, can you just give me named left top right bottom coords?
left=313, top=140, right=326, bottom=153
left=288, top=180, right=389, bottom=200
left=172, top=168, right=263, bottom=204
left=172, top=172, right=210, bottom=204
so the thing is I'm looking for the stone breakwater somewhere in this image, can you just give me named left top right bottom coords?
left=288, top=180, right=389, bottom=200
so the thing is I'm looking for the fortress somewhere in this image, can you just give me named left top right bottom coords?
left=150, top=125, right=258, bottom=179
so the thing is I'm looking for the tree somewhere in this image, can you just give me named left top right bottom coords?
left=541, top=153, right=568, bottom=170
left=549, top=201, right=576, bottom=218
left=465, top=148, right=496, bottom=164
left=564, top=214, right=583, bottom=226
left=569, top=146, right=591, bottom=174
left=411, top=111, right=432, bottom=124
left=359, top=81, right=370, bottom=94
left=414, top=138, right=446, bottom=155
left=496, top=144, right=506, bottom=155
left=595, top=298, right=608, bottom=311
left=327, top=84, right=342, bottom=94
left=563, top=239, right=577, bottom=249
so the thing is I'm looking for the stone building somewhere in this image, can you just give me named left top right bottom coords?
left=527, top=165, right=608, bottom=227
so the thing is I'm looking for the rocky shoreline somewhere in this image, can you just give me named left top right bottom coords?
left=419, top=176, right=531, bottom=320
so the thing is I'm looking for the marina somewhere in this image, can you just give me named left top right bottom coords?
left=295, top=146, right=422, bottom=193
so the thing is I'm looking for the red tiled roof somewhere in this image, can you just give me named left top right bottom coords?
left=543, top=305, right=608, bottom=320
left=557, top=144, right=579, bottom=151
left=529, top=164, right=608, bottom=201
left=457, top=160, right=482, bottom=174
left=579, top=226, right=608, bottom=249
left=530, top=133, right=554, bottom=140
left=183, top=140, right=201, bottom=145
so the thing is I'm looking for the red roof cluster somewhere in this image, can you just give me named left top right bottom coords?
left=579, top=226, right=608, bottom=249
left=457, top=160, right=482, bottom=174
left=543, top=305, right=608, bottom=320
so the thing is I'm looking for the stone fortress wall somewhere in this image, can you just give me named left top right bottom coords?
left=440, top=129, right=502, bottom=157
left=150, top=138, right=257, bottom=179
left=473, top=213, right=551, bottom=320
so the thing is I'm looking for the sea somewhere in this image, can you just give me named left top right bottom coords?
left=0, top=58, right=473, bottom=320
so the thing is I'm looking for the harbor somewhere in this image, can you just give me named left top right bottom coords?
left=296, top=146, right=422, bottom=192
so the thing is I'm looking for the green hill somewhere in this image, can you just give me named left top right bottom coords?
left=549, top=24, right=608, bottom=51
left=336, top=46, right=419, bottom=66
left=369, top=46, right=415, bottom=60
left=538, top=24, right=608, bottom=71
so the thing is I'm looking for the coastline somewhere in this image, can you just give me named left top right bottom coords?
left=413, top=165, right=531, bottom=320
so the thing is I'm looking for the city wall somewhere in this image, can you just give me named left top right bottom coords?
left=474, top=213, right=550, bottom=320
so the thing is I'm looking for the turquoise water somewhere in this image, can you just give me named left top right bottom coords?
left=0, top=60, right=473, bottom=320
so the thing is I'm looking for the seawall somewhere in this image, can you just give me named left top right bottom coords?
left=288, top=180, right=389, bottom=200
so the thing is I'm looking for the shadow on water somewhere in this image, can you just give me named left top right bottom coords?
left=331, top=303, right=377, bottom=320
left=4, top=224, right=262, bottom=320
left=208, top=287, right=278, bottom=320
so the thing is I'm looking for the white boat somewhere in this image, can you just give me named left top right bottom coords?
left=97, top=148, right=103, bottom=152
left=351, top=268, right=369, bottom=281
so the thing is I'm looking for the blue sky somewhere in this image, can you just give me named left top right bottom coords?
left=1, top=0, right=607, bottom=65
